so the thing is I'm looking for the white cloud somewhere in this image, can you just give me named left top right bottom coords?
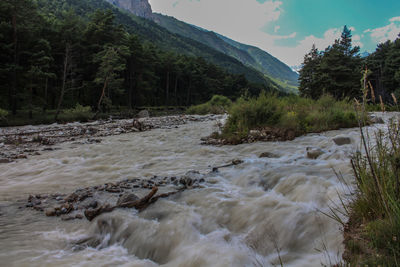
left=390, top=16, right=400, bottom=22
left=274, top=25, right=280, bottom=33
left=365, top=16, right=400, bottom=44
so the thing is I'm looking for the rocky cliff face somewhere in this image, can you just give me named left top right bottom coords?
left=106, top=0, right=154, bottom=20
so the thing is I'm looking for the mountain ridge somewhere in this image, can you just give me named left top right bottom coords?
left=104, top=0, right=298, bottom=91
left=153, top=13, right=298, bottom=87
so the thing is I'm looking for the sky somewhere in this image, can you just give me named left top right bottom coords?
left=148, top=0, right=400, bottom=68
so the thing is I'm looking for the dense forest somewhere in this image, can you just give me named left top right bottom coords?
left=299, top=26, right=400, bottom=102
left=0, top=0, right=274, bottom=119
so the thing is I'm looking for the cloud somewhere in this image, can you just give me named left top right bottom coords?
left=274, top=25, right=280, bottom=33
left=364, top=16, right=400, bottom=44
left=390, top=16, right=400, bottom=22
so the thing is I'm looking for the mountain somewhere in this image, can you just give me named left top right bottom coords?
left=153, top=14, right=299, bottom=89
left=38, top=0, right=292, bottom=93
left=104, top=0, right=154, bottom=20
left=103, top=0, right=298, bottom=92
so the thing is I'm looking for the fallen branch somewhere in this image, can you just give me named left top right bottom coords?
left=212, top=159, right=243, bottom=172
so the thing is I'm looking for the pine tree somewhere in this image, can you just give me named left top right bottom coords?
left=299, top=44, right=322, bottom=99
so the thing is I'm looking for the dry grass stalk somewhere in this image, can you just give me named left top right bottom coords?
left=369, top=81, right=375, bottom=103
left=391, top=93, right=398, bottom=105
left=379, top=95, right=385, bottom=113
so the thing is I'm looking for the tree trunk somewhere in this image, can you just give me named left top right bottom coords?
left=55, top=44, right=70, bottom=121
left=165, top=71, right=170, bottom=105
left=127, top=65, right=133, bottom=109
left=93, top=76, right=109, bottom=120
left=186, top=79, right=191, bottom=106
left=174, top=75, right=178, bottom=105
left=43, top=77, right=48, bottom=113
left=11, top=11, right=17, bottom=115
left=29, top=87, right=33, bottom=119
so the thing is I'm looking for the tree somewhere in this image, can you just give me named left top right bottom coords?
left=26, top=38, right=55, bottom=118
left=0, top=0, right=42, bottom=114
left=299, top=44, right=322, bottom=99
left=93, top=45, right=128, bottom=117
left=54, top=10, right=84, bottom=120
left=299, top=26, right=362, bottom=100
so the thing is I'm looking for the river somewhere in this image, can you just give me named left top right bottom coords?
left=0, top=114, right=392, bottom=266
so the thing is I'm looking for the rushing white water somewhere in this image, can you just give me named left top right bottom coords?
left=0, top=114, right=394, bottom=267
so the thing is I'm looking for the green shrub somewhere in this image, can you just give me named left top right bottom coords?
left=187, top=95, right=232, bottom=115
left=0, top=108, right=8, bottom=120
left=65, top=103, right=92, bottom=114
left=60, top=103, right=93, bottom=122
left=220, top=92, right=358, bottom=140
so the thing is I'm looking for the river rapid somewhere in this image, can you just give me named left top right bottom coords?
left=0, top=114, right=393, bottom=267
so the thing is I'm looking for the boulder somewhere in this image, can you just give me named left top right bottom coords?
left=45, top=208, right=56, bottom=217
left=370, top=116, right=384, bottom=124
left=333, top=136, right=352, bottom=146
left=249, top=130, right=261, bottom=136
left=259, top=152, right=279, bottom=158
left=306, top=147, right=324, bottom=159
left=137, top=110, right=150, bottom=118
left=0, top=158, right=11, bottom=164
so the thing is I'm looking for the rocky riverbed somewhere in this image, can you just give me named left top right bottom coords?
left=24, top=170, right=210, bottom=222
left=0, top=114, right=222, bottom=163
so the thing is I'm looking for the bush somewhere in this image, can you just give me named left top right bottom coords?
left=65, top=103, right=92, bottom=114
left=60, top=104, right=93, bottom=122
left=0, top=108, right=8, bottom=120
left=220, top=92, right=358, bottom=140
left=186, top=95, right=232, bottom=115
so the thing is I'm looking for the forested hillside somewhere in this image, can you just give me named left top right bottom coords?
left=0, top=0, right=282, bottom=119
left=154, top=13, right=299, bottom=91
left=40, top=0, right=279, bottom=88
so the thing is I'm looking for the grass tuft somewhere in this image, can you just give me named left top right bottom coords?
left=344, top=119, right=400, bottom=266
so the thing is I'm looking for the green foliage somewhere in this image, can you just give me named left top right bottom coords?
left=221, top=93, right=357, bottom=139
left=0, top=0, right=275, bottom=122
left=347, top=119, right=400, bottom=265
left=65, top=103, right=92, bottom=114
left=366, top=37, right=400, bottom=103
left=186, top=95, right=232, bottom=115
left=0, top=108, right=8, bottom=120
left=299, top=26, right=363, bottom=100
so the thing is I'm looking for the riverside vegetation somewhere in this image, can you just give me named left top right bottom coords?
left=340, top=118, right=400, bottom=266
left=195, top=93, right=359, bottom=145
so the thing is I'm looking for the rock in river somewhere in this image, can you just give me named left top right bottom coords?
left=306, top=147, right=324, bottom=159
left=333, top=136, right=352, bottom=146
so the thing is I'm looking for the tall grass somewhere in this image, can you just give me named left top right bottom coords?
left=221, top=92, right=358, bottom=140
left=344, top=119, right=400, bottom=266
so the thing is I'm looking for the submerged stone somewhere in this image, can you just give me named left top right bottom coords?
left=306, top=147, right=324, bottom=159
left=333, top=136, right=352, bottom=146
